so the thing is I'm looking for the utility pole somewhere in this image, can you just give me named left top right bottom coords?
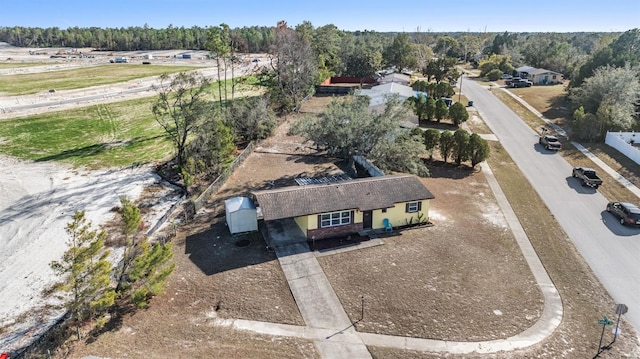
left=458, top=72, right=463, bottom=103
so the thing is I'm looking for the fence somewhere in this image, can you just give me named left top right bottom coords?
left=605, top=131, right=640, bottom=165
left=190, top=142, right=255, bottom=213
left=353, top=155, right=385, bottom=177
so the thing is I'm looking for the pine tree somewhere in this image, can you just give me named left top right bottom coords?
left=115, top=197, right=175, bottom=308
left=50, top=211, right=116, bottom=339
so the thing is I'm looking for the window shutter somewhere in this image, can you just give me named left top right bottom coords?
left=405, top=203, right=410, bottom=213
left=317, top=215, right=321, bottom=228
left=350, top=210, right=354, bottom=224
left=418, top=201, right=422, bottom=211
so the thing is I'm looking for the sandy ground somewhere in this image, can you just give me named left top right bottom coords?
left=0, top=43, right=190, bottom=352
left=0, top=155, right=182, bottom=351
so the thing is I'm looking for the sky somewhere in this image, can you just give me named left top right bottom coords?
left=1, top=0, right=639, bottom=33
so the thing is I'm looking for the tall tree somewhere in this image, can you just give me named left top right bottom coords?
left=151, top=72, right=210, bottom=170
left=569, top=64, right=640, bottom=137
left=344, top=41, right=383, bottom=84
left=383, top=33, right=417, bottom=71
left=423, top=57, right=458, bottom=83
left=292, top=95, right=427, bottom=175
left=114, top=198, right=175, bottom=309
left=225, top=96, right=276, bottom=145
left=434, top=99, right=449, bottom=123
left=452, top=129, right=470, bottom=165
left=186, top=117, right=236, bottom=178
left=206, top=24, right=232, bottom=108
left=370, top=130, right=430, bottom=177
left=572, top=28, right=640, bottom=87
left=434, top=36, right=459, bottom=57
left=408, top=93, right=429, bottom=121
left=439, top=130, right=455, bottom=163
left=423, top=128, right=440, bottom=160
left=50, top=211, right=116, bottom=339
left=449, top=102, right=469, bottom=127
left=469, top=133, right=490, bottom=168
left=269, top=22, right=318, bottom=113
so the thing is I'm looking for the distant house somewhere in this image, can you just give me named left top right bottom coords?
left=515, top=66, right=563, bottom=85
left=316, top=76, right=375, bottom=95
left=252, top=175, right=435, bottom=240
left=377, top=72, right=411, bottom=86
left=356, top=82, right=417, bottom=107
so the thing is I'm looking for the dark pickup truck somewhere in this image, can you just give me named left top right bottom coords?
left=539, top=135, right=562, bottom=151
left=572, top=167, right=603, bottom=189
left=506, top=77, right=533, bottom=88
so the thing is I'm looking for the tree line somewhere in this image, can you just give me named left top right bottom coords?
left=0, top=24, right=617, bottom=79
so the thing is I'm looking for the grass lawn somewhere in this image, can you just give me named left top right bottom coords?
left=0, top=98, right=172, bottom=168
left=507, top=83, right=571, bottom=126
left=0, top=78, right=265, bottom=169
left=0, top=64, right=200, bottom=95
left=0, top=62, right=49, bottom=69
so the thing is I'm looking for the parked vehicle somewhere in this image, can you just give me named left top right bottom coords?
left=539, top=135, right=562, bottom=151
left=572, top=167, right=603, bottom=188
left=509, top=79, right=533, bottom=88
left=501, top=74, right=513, bottom=79
left=606, top=201, right=640, bottom=226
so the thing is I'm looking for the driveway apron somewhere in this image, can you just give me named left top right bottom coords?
left=266, top=219, right=372, bottom=358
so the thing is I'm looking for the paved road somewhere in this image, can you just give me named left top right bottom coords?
left=462, top=77, right=640, bottom=331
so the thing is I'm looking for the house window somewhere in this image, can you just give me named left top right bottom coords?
left=552, top=75, right=557, bottom=79
left=406, top=201, right=421, bottom=213
left=320, top=211, right=351, bottom=228
left=382, top=208, right=387, bottom=213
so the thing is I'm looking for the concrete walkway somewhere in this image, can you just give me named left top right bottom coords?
left=265, top=219, right=372, bottom=358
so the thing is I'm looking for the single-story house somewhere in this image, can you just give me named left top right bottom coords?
left=356, top=82, right=417, bottom=107
left=515, top=66, right=563, bottom=85
left=252, top=175, right=435, bottom=240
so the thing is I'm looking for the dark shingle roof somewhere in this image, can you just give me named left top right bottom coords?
left=252, top=175, right=434, bottom=221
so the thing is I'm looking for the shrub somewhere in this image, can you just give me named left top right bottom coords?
left=487, top=69, right=502, bottom=81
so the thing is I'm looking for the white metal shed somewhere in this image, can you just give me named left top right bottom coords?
left=224, top=197, right=258, bottom=234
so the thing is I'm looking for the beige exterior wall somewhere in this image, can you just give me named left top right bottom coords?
left=294, top=216, right=311, bottom=234
left=371, top=200, right=429, bottom=228
left=293, top=201, right=430, bottom=236
left=294, top=210, right=364, bottom=233
left=533, top=72, right=562, bottom=85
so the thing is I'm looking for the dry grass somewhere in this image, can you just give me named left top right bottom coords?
left=319, top=165, right=544, bottom=341
left=507, top=84, right=570, bottom=123
left=29, top=95, right=640, bottom=359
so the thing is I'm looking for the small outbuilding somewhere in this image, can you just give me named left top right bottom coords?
left=224, top=197, right=258, bottom=234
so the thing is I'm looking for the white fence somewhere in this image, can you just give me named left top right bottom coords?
left=605, top=131, right=640, bottom=165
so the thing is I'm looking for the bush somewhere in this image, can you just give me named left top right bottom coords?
left=487, top=69, right=502, bottom=81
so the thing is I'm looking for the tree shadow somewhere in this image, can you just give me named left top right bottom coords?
left=544, top=89, right=571, bottom=121
left=34, top=135, right=165, bottom=163
left=85, top=303, right=136, bottom=344
left=426, top=160, right=476, bottom=179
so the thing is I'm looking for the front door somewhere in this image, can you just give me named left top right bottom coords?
left=362, top=210, right=372, bottom=229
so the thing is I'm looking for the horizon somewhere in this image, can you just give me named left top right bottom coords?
left=1, top=0, right=638, bottom=34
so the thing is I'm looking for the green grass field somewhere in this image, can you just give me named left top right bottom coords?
left=0, top=64, right=201, bottom=95
left=0, top=62, right=49, bottom=69
left=0, top=76, right=264, bottom=169
left=0, top=97, right=173, bottom=168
